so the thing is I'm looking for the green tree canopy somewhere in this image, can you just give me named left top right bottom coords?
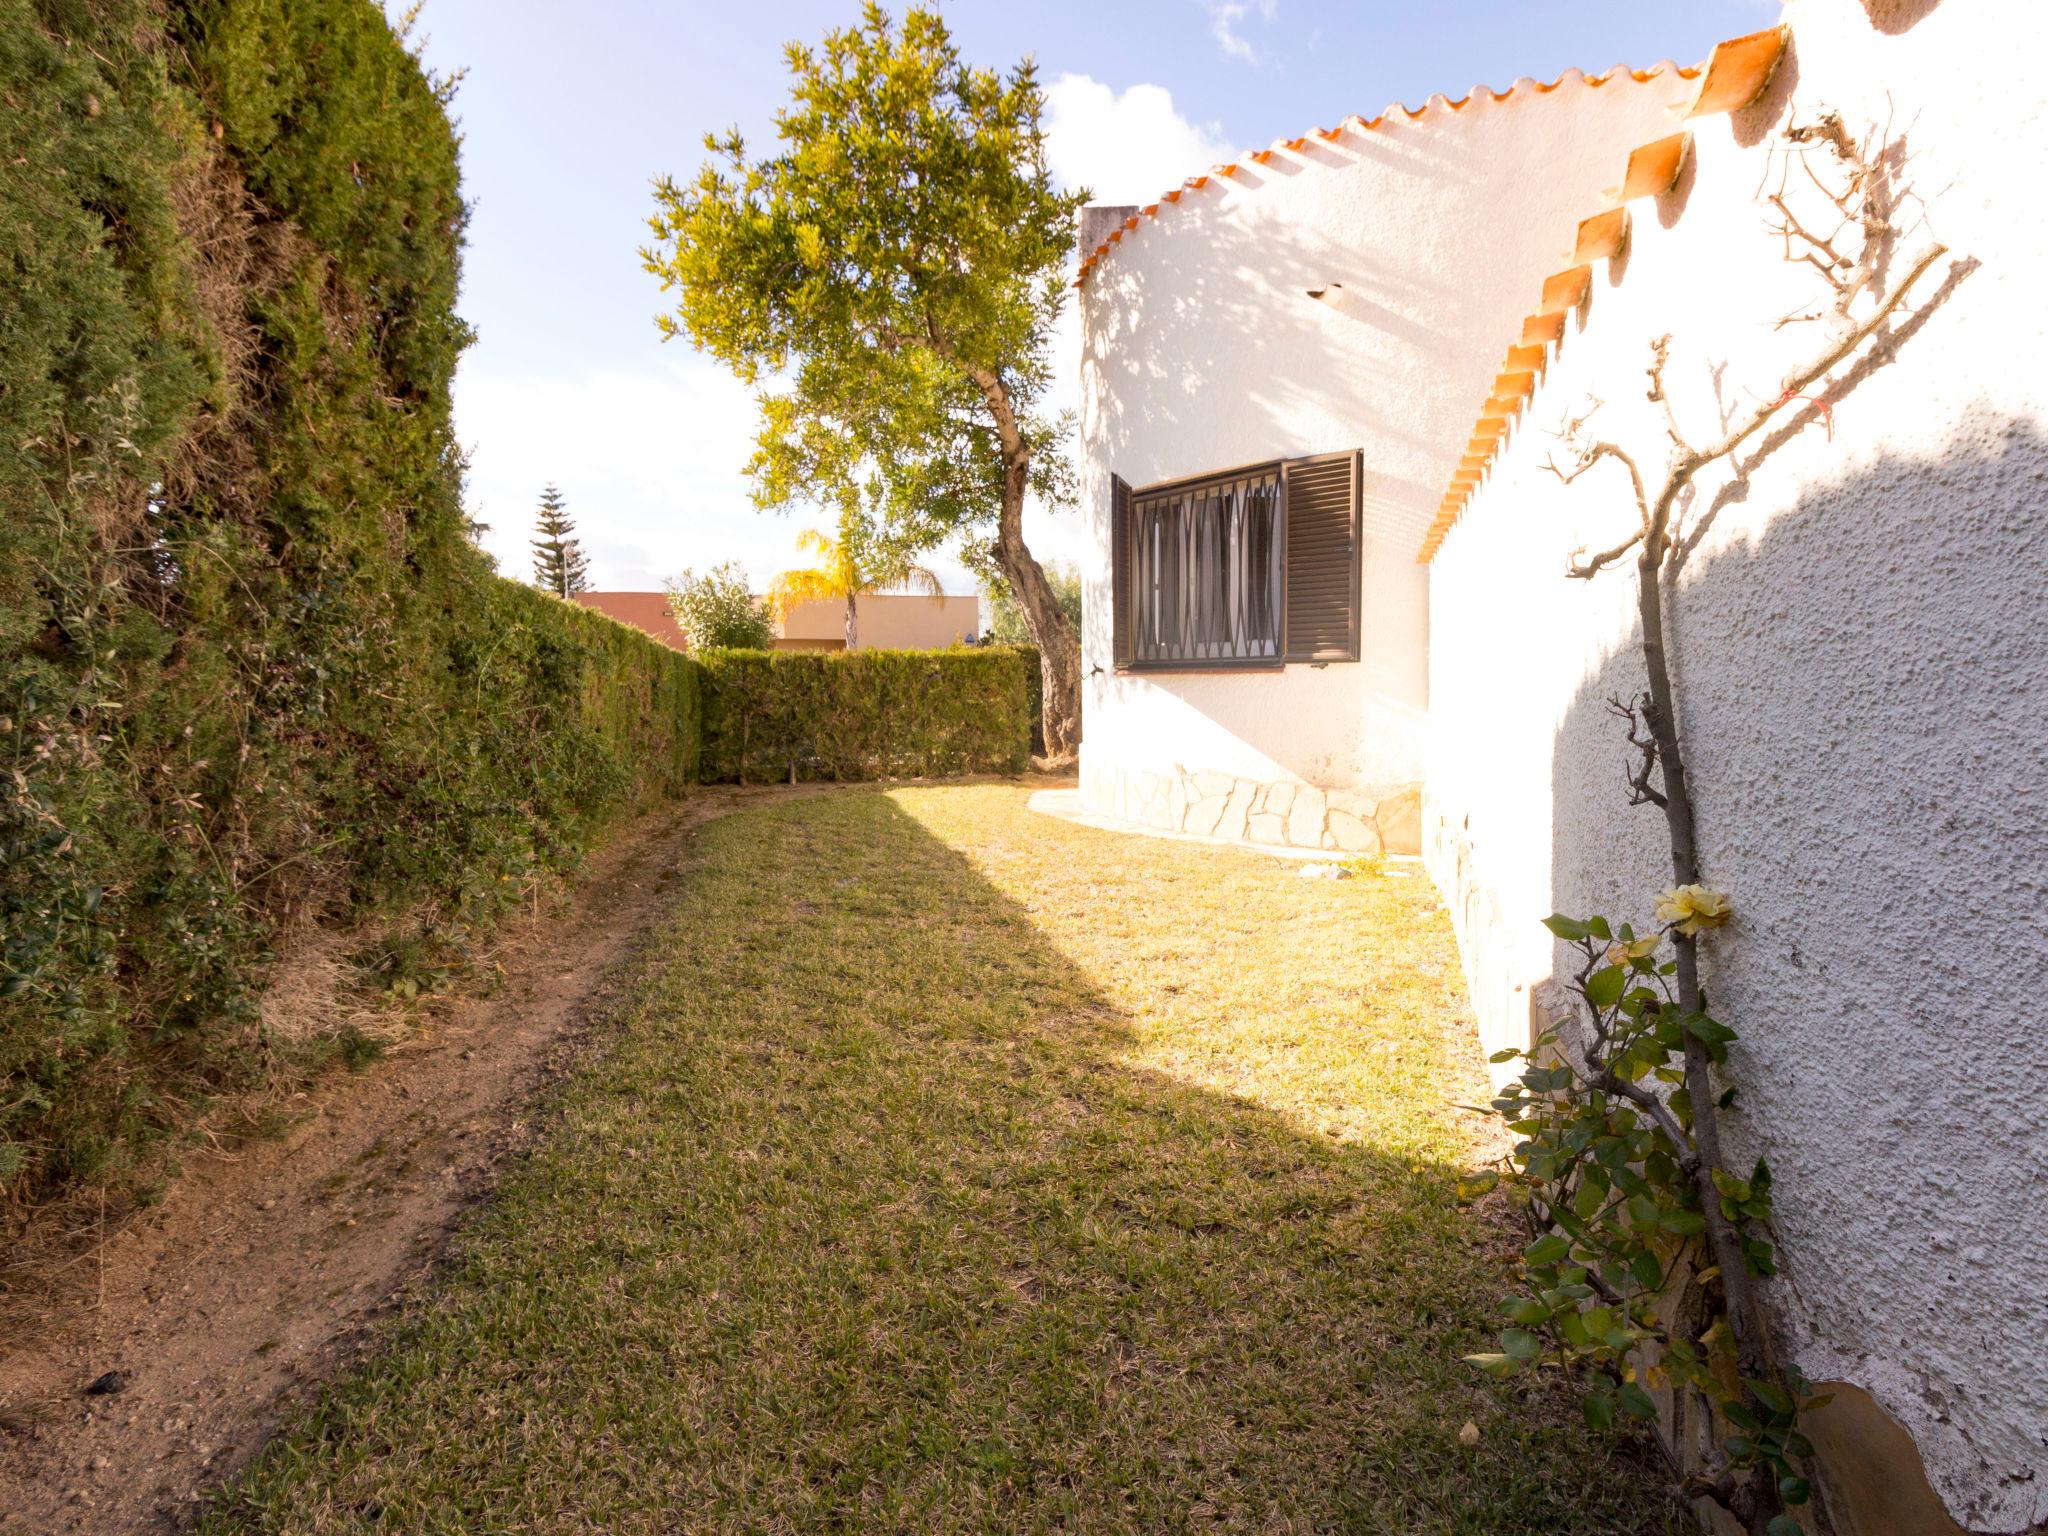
left=642, top=3, right=1086, bottom=756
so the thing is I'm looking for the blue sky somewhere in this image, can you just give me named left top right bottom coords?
left=393, top=0, right=1774, bottom=596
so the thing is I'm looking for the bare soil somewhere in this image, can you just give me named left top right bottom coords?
left=0, top=785, right=812, bottom=1535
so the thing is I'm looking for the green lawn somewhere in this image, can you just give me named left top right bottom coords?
left=205, top=784, right=1683, bottom=1534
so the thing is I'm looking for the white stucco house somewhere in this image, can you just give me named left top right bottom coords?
left=1072, top=1, right=2047, bottom=1531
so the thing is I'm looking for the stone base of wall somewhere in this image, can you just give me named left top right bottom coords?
left=1083, top=762, right=1422, bottom=856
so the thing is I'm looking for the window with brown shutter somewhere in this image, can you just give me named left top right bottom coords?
left=1282, top=450, right=1362, bottom=663
left=1110, top=451, right=1360, bottom=672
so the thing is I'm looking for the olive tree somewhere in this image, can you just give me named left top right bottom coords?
left=642, top=3, right=1086, bottom=756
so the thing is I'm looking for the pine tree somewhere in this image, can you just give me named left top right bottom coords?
left=529, top=484, right=590, bottom=597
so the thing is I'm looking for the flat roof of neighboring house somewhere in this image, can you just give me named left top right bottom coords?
left=775, top=594, right=982, bottom=650
left=572, top=591, right=982, bottom=653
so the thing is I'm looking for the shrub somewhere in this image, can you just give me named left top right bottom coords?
left=0, top=0, right=697, bottom=1218
left=1005, top=643, right=1045, bottom=753
left=664, top=561, right=775, bottom=650
left=2, top=0, right=1017, bottom=1225
left=696, top=648, right=1031, bottom=783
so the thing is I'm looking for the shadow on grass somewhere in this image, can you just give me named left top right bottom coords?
left=203, top=788, right=1685, bottom=1536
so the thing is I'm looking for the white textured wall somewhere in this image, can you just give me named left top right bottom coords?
left=1424, top=0, right=2048, bottom=1526
left=1076, top=65, right=1702, bottom=809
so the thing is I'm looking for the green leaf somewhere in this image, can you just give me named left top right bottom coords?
left=1525, top=1234, right=1569, bottom=1266
left=1660, top=1208, right=1707, bottom=1235
left=1455, top=1170, right=1500, bottom=1201
left=1488, top=1047, right=1522, bottom=1063
left=1573, top=1177, right=1607, bottom=1221
left=1616, top=1382, right=1657, bottom=1419
left=1686, top=1013, right=1738, bottom=1046
left=1501, top=1329, right=1545, bottom=1362
left=1543, top=914, right=1592, bottom=940
left=1780, top=1476, right=1812, bottom=1505
left=1582, top=1391, right=1616, bottom=1431
left=1747, top=1378, right=1796, bottom=1416
left=1463, top=1352, right=1521, bottom=1378
left=1766, top=1516, right=1804, bottom=1536
left=1584, top=965, right=1626, bottom=1009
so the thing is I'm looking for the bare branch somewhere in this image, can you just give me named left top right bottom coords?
left=1606, top=694, right=1669, bottom=807
left=1566, top=529, right=1645, bottom=581
left=1644, top=336, right=1693, bottom=453
left=1767, top=193, right=1851, bottom=275
left=1552, top=441, right=1649, bottom=512
left=1687, top=243, right=1947, bottom=472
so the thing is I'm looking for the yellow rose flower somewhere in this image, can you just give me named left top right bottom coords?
left=1655, top=884, right=1731, bottom=937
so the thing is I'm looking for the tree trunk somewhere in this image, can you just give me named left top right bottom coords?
left=1636, top=518, right=1783, bottom=1536
left=960, top=364, right=1083, bottom=762
left=992, top=461, right=1081, bottom=761
left=845, top=592, right=858, bottom=651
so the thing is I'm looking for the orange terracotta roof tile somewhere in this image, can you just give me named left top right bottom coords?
left=1538, top=264, right=1594, bottom=314
left=1572, top=206, right=1631, bottom=264
left=1605, top=132, right=1692, bottom=203
left=1073, top=58, right=1707, bottom=289
left=1686, top=26, right=1791, bottom=118
left=1417, top=24, right=1792, bottom=564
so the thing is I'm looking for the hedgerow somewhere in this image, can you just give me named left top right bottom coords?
left=1, top=0, right=1022, bottom=1229
left=0, top=0, right=695, bottom=1217
left=696, top=648, right=1032, bottom=783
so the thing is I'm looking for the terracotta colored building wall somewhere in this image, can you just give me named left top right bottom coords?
left=570, top=592, right=688, bottom=651
left=774, top=594, right=981, bottom=650
left=572, top=592, right=980, bottom=653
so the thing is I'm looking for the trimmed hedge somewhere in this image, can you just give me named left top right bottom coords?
left=1, top=0, right=1018, bottom=1223
left=697, top=648, right=1032, bottom=783
left=0, top=0, right=697, bottom=1214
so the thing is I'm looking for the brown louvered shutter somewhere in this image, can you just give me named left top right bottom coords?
left=1110, top=474, right=1133, bottom=667
left=1282, top=451, right=1361, bottom=662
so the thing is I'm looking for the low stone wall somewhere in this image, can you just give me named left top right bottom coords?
left=1081, top=761, right=1422, bottom=855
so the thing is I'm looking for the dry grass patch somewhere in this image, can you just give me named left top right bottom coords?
left=202, top=785, right=1685, bottom=1535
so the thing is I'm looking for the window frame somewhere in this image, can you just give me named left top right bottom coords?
left=1111, top=450, right=1362, bottom=675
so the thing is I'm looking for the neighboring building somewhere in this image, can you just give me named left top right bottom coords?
left=571, top=591, right=689, bottom=650
left=572, top=591, right=979, bottom=653
left=771, top=594, right=981, bottom=652
left=1074, top=2, right=2045, bottom=1531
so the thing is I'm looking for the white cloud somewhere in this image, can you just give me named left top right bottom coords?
left=460, top=76, right=1230, bottom=602
left=1025, top=77, right=1237, bottom=577
left=456, top=352, right=837, bottom=592
left=1042, top=74, right=1234, bottom=206
left=1204, top=0, right=1277, bottom=65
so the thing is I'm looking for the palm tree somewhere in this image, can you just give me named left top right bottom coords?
left=766, top=520, right=944, bottom=651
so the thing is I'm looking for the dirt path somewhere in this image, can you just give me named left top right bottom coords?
left=0, top=785, right=811, bottom=1535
